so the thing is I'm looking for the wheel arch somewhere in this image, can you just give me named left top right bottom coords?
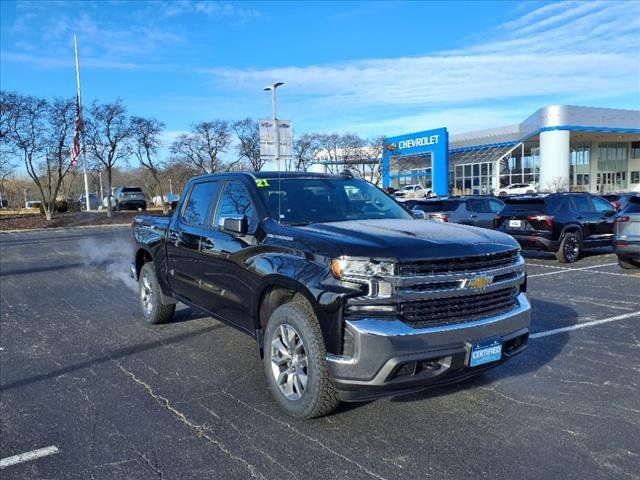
left=135, top=247, right=176, bottom=304
left=560, top=224, right=583, bottom=240
left=135, top=247, right=154, bottom=278
left=253, top=275, right=342, bottom=358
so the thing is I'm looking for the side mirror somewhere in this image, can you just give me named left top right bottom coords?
left=604, top=209, right=616, bottom=217
left=222, top=215, right=248, bottom=235
left=411, top=210, right=426, bottom=219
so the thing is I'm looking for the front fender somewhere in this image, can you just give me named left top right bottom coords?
left=249, top=252, right=360, bottom=355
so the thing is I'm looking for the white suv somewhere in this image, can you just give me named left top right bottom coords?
left=394, top=184, right=430, bottom=199
left=497, top=183, right=537, bottom=196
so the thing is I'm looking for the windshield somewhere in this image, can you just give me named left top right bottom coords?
left=257, top=177, right=412, bottom=225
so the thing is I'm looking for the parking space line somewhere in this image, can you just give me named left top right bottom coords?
left=0, top=446, right=59, bottom=469
left=587, top=270, right=640, bottom=278
left=531, top=311, right=640, bottom=339
left=528, top=262, right=619, bottom=278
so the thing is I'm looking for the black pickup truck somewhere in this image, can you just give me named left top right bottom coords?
left=131, top=171, right=530, bottom=418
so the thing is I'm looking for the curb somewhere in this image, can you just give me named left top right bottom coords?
left=0, top=223, right=131, bottom=234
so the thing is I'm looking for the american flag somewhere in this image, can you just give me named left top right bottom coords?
left=71, top=96, right=83, bottom=167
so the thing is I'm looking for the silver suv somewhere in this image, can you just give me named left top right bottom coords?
left=614, top=195, right=640, bottom=269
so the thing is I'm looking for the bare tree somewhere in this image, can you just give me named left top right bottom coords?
left=293, top=133, right=321, bottom=172
left=84, top=100, right=132, bottom=217
left=315, top=133, right=342, bottom=174
left=0, top=91, right=21, bottom=141
left=340, top=133, right=366, bottom=164
left=164, top=160, right=200, bottom=195
left=0, top=153, right=15, bottom=207
left=1, top=91, right=20, bottom=203
left=544, top=176, right=569, bottom=193
left=170, top=120, right=231, bottom=174
left=364, top=135, right=385, bottom=186
left=5, top=94, right=76, bottom=220
left=130, top=116, right=166, bottom=209
left=232, top=118, right=265, bottom=171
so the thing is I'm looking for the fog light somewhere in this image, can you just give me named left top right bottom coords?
left=421, top=360, right=441, bottom=371
left=395, top=362, right=417, bottom=377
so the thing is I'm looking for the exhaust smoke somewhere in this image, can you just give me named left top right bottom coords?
left=79, top=237, right=138, bottom=292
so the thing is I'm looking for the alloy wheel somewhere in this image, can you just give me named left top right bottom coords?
left=564, top=236, right=579, bottom=262
left=270, top=324, right=308, bottom=401
left=140, top=271, right=153, bottom=315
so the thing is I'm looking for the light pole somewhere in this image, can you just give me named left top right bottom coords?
left=168, top=178, right=173, bottom=194
left=98, top=169, right=104, bottom=203
left=263, top=82, right=284, bottom=171
left=23, top=188, right=28, bottom=207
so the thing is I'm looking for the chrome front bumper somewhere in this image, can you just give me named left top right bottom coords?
left=328, top=293, right=531, bottom=401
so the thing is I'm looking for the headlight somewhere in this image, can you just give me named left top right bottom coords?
left=331, top=258, right=395, bottom=279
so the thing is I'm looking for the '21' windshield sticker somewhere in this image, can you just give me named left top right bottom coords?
left=255, top=179, right=270, bottom=187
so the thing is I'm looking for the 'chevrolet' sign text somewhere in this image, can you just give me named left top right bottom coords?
left=397, top=135, right=439, bottom=150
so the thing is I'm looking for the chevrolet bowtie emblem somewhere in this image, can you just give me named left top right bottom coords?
left=464, top=275, right=493, bottom=289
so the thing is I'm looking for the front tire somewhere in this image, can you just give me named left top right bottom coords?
left=263, top=296, right=339, bottom=419
left=138, top=262, right=175, bottom=324
left=556, top=232, right=581, bottom=263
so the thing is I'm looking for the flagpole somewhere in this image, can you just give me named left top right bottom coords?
left=74, top=35, right=91, bottom=212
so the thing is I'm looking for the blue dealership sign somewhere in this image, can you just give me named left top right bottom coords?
left=382, top=127, right=449, bottom=196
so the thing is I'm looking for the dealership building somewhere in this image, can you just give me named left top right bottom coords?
left=382, top=105, right=640, bottom=196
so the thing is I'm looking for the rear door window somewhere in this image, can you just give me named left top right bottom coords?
left=467, top=199, right=488, bottom=213
left=181, top=182, right=221, bottom=226
left=571, top=196, right=594, bottom=213
left=592, top=197, right=616, bottom=214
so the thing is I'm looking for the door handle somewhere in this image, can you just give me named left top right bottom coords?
left=576, top=216, right=583, bottom=220
left=469, top=214, right=477, bottom=218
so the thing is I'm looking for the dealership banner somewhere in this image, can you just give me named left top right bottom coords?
left=259, top=119, right=293, bottom=160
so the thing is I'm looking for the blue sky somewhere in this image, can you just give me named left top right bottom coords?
left=1, top=0, right=639, bottom=146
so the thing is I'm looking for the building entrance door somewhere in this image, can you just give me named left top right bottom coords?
left=597, top=171, right=626, bottom=193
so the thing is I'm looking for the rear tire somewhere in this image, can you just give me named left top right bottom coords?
left=138, top=262, right=175, bottom=324
left=498, top=191, right=507, bottom=197
left=263, top=296, right=340, bottom=419
left=555, top=232, right=581, bottom=263
left=617, top=255, right=638, bottom=269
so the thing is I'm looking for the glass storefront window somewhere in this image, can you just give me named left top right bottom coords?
left=389, top=153, right=433, bottom=189
left=569, top=142, right=591, bottom=191
left=597, top=142, right=628, bottom=192
left=451, top=161, right=496, bottom=195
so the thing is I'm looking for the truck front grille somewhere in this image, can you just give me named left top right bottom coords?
left=399, top=250, right=519, bottom=276
left=400, top=287, right=518, bottom=328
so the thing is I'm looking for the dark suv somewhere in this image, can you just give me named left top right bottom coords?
left=114, top=187, right=147, bottom=211
left=496, top=193, right=616, bottom=263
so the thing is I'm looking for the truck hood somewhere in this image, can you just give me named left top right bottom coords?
left=296, top=219, right=519, bottom=261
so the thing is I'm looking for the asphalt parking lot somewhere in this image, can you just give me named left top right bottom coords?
left=1, top=226, right=639, bottom=480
